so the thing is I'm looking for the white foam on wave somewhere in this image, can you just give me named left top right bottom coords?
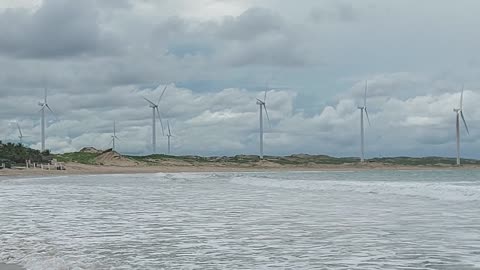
left=151, top=172, right=233, bottom=182
left=230, top=175, right=480, bottom=202
left=0, top=175, right=70, bottom=184
left=1, top=171, right=479, bottom=269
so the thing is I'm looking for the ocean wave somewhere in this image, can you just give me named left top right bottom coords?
left=229, top=174, right=480, bottom=202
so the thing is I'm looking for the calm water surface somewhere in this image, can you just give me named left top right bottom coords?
left=0, top=170, right=479, bottom=269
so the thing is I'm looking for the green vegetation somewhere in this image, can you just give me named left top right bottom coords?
left=3, top=143, right=479, bottom=168
left=129, top=153, right=361, bottom=166
left=55, top=152, right=99, bottom=165
left=49, top=147, right=480, bottom=167
left=370, top=156, right=480, bottom=166
left=0, top=141, right=48, bottom=166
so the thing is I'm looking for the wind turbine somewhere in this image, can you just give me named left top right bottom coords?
left=144, top=85, right=168, bottom=154
left=256, top=87, right=271, bottom=159
left=38, top=88, right=55, bottom=152
left=111, top=121, right=120, bottom=152
left=454, top=85, right=470, bottom=166
left=166, top=120, right=173, bottom=155
left=16, top=122, right=26, bottom=144
left=358, top=80, right=371, bottom=163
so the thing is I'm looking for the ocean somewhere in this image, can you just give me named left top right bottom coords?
left=0, top=170, right=479, bottom=269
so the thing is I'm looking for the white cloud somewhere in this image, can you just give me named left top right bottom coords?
left=1, top=0, right=480, bottom=158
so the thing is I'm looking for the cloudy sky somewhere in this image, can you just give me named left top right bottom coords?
left=1, top=0, right=480, bottom=158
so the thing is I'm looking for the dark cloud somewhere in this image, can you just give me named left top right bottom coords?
left=217, top=7, right=284, bottom=41
left=96, top=0, right=131, bottom=9
left=153, top=7, right=312, bottom=67
left=0, top=0, right=117, bottom=58
left=310, top=3, right=359, bottom=23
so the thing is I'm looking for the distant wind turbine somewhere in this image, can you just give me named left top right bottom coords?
left=454, top=85, right=470, bottom=166
left=16, top=122, right=27, bottom=144
left=144, top=85, right=168, bottom=154
left=358, top=81, right=371, bottom=163
left=111, top=121, right=120, bottom=151
left=256, top=87, right=271, bottom=159
left=38, top=88, right=55, bottom=152
left=166, top=120, right=173, bottom=155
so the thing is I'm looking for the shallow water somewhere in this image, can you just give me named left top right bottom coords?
left=0, top=171, right=479, bottom=269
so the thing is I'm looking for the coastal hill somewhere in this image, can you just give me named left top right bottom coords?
left=53, top=147, right=480, bottom=168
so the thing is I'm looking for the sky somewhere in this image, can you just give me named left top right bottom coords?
left=1, top=0, right=480, bottom=158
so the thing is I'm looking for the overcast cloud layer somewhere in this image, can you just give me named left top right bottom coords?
left=1, top=0, right=480, bottom=158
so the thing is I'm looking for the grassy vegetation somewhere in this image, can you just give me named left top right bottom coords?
left=130, top=154, right=361, bottom=166
left=0, top=141, right=48, bottom=165
left=370, top=156, right=480, bottom=166
left=3, top=142, right=479, bottom=168
left=55, top=152, right=99, bottom=165
left=52, top=148, right=480, bottom=167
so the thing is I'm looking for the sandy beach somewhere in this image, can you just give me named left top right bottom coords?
left=0, top=162, right=477, bottom=178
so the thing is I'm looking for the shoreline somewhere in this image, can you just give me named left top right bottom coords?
left=1, top=162, right=479, bottom=177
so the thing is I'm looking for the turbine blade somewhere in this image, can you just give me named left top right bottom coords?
left=167, top=120, right=171, bottom=136
left=17, top=122, right=23, bottom=137
left=157, top=84, right=168, bottom=105
left=264, top=88, right=268, bottom=103
left=364, top=80, right=368, bottom=107
left=461, top=111, right=470, bottom=135
left=143, top=97, right=156, bottom=106
left=263, top=104, right=271, bottom=127
left=156, top=108, right=165, bottom=136
left=38, top=103, right=46, bottom=112
left=460, top=84, right=464, bottom=110
left=45, top=104, right=59, bottom=121
left=365, top=108, right=371, bottom=126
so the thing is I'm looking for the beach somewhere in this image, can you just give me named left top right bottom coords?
left=0, top=161, right=477, bottom=178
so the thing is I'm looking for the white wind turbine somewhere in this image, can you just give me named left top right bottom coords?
left=166, top=120, right=173, bottom=155
left=358, top=81, right=371, bottom=163
left=453, top=85, right=470, bottom=166
left=38, top=88, right=55, bottom=152
left=16, top=122, right=27, bottom=144
left=256, top=88, right=271, bottom=159
left=144, top=85, right=168, bottom=154
left=111, top=121, right=120, bottom=152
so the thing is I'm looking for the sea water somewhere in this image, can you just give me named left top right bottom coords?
left=0, top=170, right=479, bottom=269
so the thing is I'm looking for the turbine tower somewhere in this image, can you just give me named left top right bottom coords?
left=256, top=88, right=271, bottom=159
left=358, top=81, right=371, bottom=163
left=111, top=121, right=120, bottom=151
left=144, top=85, right=168, bottom=154
left=38, top=88, right=55, bottom=152
left=166, top=120, right=173, bottom=155
left=454, top=85, right=470, bottom=166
